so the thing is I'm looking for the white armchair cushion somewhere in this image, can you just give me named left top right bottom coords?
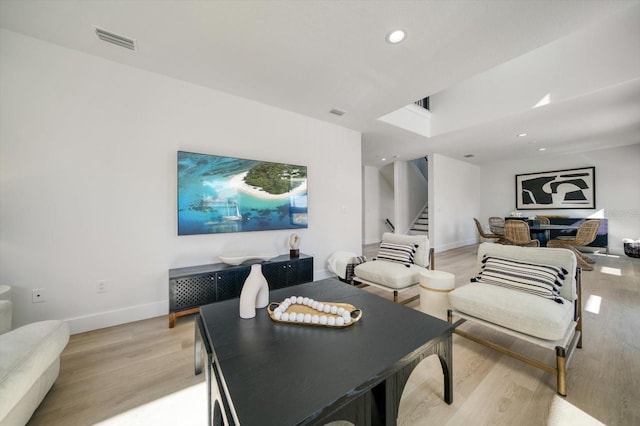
left=376, top=241, right=416, bottom=267
left=354, top=261, right=424, bottom=289
left=476, top=243, right=577, bottom=301
left=380, top=233, right=430, bottom=268
left=476, top=255, right=566, bottom=303
left=449, top=283, right=574, bottom=341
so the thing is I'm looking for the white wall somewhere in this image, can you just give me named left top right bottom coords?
left=479, top=144, right=640, bottom=254
left=431, top=154, right=481, bottom=252
left=362, top=165, right=394, bottom=245
left=0, top=30, right=362, bottom=333
left=393, top=160, right=427, bottom=234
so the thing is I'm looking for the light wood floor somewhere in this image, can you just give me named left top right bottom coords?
left=28, top=244, right=640, bottom=425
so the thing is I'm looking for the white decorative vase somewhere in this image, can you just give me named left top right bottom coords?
left=239, top=264, right=269, bottom=319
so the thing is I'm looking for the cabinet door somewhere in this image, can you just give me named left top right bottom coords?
left=262, top=262, right=288, bottom=290
left=290, top=258, right=313, bottom=285
left=170, top=274, right=217, bottom=311
left=216, top=267, right=251, bottom=302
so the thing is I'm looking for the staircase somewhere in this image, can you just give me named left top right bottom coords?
left=409, top=206, right=429, bottom=236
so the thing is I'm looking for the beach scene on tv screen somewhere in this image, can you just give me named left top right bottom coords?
left=178, top=151, right=308, bottom=235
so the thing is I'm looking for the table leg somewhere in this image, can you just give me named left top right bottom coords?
left=194, top=315, right=213, bottom=425
left=194, top=316, right=203, bottom=375
left=376, top=334, right=454, bottom=425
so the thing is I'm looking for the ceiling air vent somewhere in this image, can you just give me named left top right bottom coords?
left=95, top=27, right=136, bottom=50
left=329, top=108, right=346, bottom=116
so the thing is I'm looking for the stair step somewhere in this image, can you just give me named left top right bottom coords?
left=411, top=224, right=429, bottom=231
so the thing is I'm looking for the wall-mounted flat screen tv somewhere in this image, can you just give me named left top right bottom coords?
left=177, top=151, right=308, bottom=235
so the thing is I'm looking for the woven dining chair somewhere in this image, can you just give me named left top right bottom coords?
left=488, top=217, right=505, bottom=236
left=473, top=218, right=507, bottom=244
left=547, top=219, right=601, bottom=271
left=504, top=220, right=540, bottom=247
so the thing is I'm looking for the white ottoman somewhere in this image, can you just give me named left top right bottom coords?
left=419, top=270, right=455, bottom=319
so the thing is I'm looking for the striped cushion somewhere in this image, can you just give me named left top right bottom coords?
left=474, top=255, right=567, bottom=303
left=376, top=242, right=417, bottom=267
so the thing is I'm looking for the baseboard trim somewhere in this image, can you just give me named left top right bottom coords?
left=436, top=239, right=477, bottom=253
left=65, top=300, right=167, bottom=335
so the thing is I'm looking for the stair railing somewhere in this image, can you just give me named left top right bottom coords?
left=384, top=218, right=395, bottom=232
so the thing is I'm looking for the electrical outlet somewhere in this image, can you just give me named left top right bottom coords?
left=32, top=288, right=47, bottom=303
left=97, top=280, right=108, bottom=293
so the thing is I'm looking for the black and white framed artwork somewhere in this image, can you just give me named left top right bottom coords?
left=515, top=167, right=595, bottom=210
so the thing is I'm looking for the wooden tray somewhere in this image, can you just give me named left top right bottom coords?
left=267, top=301, right=362, bottom=328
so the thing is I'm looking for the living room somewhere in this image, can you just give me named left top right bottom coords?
left=1, top=2, right=639, bottom=426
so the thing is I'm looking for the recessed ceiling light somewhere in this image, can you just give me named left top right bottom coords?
left=381, top=157, right=387, bottom=161
left=538, top=147, right=547, bottom=151
left=518, top=133, right=528, bottom=137
left=385, top=30, right=406, bottom=44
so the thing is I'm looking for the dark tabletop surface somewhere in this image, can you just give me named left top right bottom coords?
left=199, top=278, right=454, bottom=426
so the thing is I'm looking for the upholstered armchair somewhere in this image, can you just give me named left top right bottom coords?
left=448, top=243, right=582, bottom=396
left=0, top=290, right=69, bottom=426
left=353, top=233, right=434, bottom=304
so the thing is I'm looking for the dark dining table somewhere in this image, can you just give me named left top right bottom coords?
left=195, top=278, right=454, bottom=425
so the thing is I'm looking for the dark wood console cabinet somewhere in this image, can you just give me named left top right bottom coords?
left=168, top=253, right=313, bottom=328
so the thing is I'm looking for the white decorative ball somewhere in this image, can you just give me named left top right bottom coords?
left=311, top=315, right=319, bottom=324
left=282, top=313, right=290, bottom=321
left=274, top=311, right=282, bottom=320
left=337, top=308, right=345, bottom=315
left=343, top=315, right=351, bottom=324
left=328, top=317, right=336, bottom=326
left=296, top=313, right=304, bottom=322
left=336, top=317, right=345, bottom=326
left=317, top=303, right=324, bottom=312
left=308, top=298, right=314, bottom=305
left=311, top=301, right=319, bottom=310
left=289, top=296, right=297, bottom=304
left=330, top=306, right=338, bottom=315
left=323, top=305, right=331, bottom=313
left=303, top=314, right=312, bottom=323
left=319, top=316, right=328, bottom=325
left=296, top=296, right=304, bottom=304
left=303, top=297, right=309, bottom=305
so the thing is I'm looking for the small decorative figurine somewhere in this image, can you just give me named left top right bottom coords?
left=289, top=233, right=300, bottom=258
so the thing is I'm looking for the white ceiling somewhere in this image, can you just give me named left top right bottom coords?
left=1, top=0, right=639, bottom=167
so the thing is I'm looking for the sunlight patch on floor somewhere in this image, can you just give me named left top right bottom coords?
left=547, top=395, right=605, bottom=425
left=599, top=266, right=621, bottom=276
left=94, top=382, right=207, bottom=426
left=585, top=295, right=602, bottom=314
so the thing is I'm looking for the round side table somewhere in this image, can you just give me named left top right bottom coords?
left=419, top=270, right=455, bottom=320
